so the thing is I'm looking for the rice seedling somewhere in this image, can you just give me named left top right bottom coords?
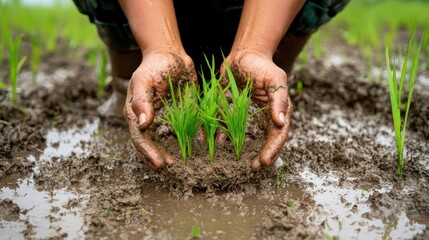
left=0, top=39, right=4, bottom=65
left=87, top=48, right=98, bottom=69
left=219, top=61, right=260, bottom=160
left=289, top=199, right=295, bottom=209
left=196, top=55, right=222, bottom=163
left=191, top=224, right=201, bottom=239
left=3, top=20, right=27, bottom=104
left=160, top=76, right=202, bottom=161
left=312, top=30, right=324, bottom=60
left=322, top=231, right=334, bottom=240
left=30, top=31, right=41, bottom=82
left=385, top=27, right=423, bottom=178
left=276, top=162, right=287, bottom=188
left=96, top=48, right=109, bottom=98
left=298, top=45, right=309, bottom=65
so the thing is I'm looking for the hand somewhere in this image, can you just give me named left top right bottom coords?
left=222, top=50, right=293, bottom=172
left=124, top=51, right=197, bottom=171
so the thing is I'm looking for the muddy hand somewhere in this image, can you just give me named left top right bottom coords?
left=222, top=50, right=293, bottom=172
left=124, top=51, right=197, bottom=171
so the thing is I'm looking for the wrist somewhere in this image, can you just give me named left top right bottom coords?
left=229, top=45, right=273, bottom=59
left=141, top=42, right=185, bottom=57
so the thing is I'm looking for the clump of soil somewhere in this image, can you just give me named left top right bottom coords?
left=0, top=199, right=20, bottom=222
left=149, top=106, right=278, bottom=193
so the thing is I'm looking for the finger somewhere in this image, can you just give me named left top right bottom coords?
left=251, top=100, right=293, bottom=172
left=215, top=128, right=228, bottom=145
left=196, top=127, right=206, bottom=143
left=252, top=95, right=269, bottom=103
left=129, top=118, right=175, bottom=171
left=266, top=71, right=289, bottom=128
left=129, top=77, right=155, bottom=130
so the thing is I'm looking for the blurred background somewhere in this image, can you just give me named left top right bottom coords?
left=0, top=0, right=429, bottom=93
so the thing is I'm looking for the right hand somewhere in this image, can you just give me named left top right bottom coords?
left=124, top=51, right=197, bottom=171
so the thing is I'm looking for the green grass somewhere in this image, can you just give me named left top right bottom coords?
left=218, top=61, right=256, bottom=160
left=96, top=48, right=109, bottom=98
left=276, top=162, right=287, bottom=188
left=160, top=77, right=202, bottom=162
left=0, top=1, right=100, bottom=51
left=3, top=18, right=27, bottom=104
left=327, top=0, right=429, bottom=48
left=385, top=27, right=423, bottom=178
left=191, top=224, right=201, bottom=239
left=197, top=56, right=222, bottom=163
left=30, top=31, right=41, bottom=82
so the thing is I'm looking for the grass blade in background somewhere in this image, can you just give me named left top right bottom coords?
left=3, top=18, right=27, bottom=104
left=385, top=27, right=423, bottom=178
left=30, top=31, right=41, bottom=82
left=97, top=48, right=109, bottom=98
left=160, top=77, right=202, bottom=161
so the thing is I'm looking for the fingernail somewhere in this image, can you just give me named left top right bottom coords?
left=139, top=113, right=147, bottom=127
left=279, top=112, right=286, bottom=125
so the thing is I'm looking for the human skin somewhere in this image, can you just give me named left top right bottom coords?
left=222, top=0, right=305, bottom=171
left=119, top=0, right=304, bottom=171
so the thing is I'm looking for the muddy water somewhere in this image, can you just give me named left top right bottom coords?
left=1, top=115, right=427, bottom=239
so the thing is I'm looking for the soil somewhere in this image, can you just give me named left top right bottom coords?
left=1, top=36, right=428, bottom=240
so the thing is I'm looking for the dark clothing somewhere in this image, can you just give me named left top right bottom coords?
left=73, top=0, right=349, bottom=73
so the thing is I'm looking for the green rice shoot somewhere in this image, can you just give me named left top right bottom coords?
left=219, top=61, right=255, bottom=160
left=197, top=55, right=222, bottom=163
left=97, top=48, right=108, bottom=98
left=3, top=19, right=27, bottom=104
left=30, top=31, right=41, bottom=82
left=385, top=26, right=423, bottom=178
left=160, top=76, right=202, bottom=162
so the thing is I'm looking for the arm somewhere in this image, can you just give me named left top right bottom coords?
left=224, top=0, right=305, bottom=171
left=119, top=0, right=197, bottom=170
left=118, top=0, right=183, bottom=55
left=232, top=0, right=305, bottom=58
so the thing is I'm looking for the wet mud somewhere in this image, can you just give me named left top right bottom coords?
left=1, top=41, right=429, bottom=239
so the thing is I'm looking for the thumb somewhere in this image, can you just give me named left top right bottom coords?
left=129, top=78, right=155, bottom=130
left=266, top=73, right=289, bottom=128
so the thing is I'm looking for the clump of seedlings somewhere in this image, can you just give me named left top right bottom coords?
left=160, top=56, right=261, bottom=162
left=218, top=61, right=256, bottom=160
left=385, top=27, right=423, bottom=178
left=160, top=76, right=202, bottom=162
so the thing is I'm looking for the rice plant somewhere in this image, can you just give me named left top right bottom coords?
left=219, top=61, right=256, bottom=160
left=385, top=27, right=423, bottom=178
left=160, top=76, right=202, bottom=161
left=312, top=30, right=324, bottom=60
left=96, top=48, right=109, bottom=98
left=0, top=39, right=4, bottom=65
left=191, top=224, right=201, bottom=239
left=3, top=20, right=27, bottom=104
left=30, top=31, right=41, bottom=82
left=196, top=55, right=222, bottom=163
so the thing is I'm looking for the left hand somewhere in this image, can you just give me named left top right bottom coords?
left=221, top=49, right=293, bottom=172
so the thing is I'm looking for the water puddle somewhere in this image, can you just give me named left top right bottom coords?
left=300, top=168, right=426, bottom=240
left=137, top=185, right=302, bottom=240
left=326, top=54, right=347, bottom=67
left=0, top=119, right=99, bottom=239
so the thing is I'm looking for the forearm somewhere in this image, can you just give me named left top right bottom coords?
left=118, top=0, right=184, bottom=55
left=232, top=0, right=305, bottom=57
